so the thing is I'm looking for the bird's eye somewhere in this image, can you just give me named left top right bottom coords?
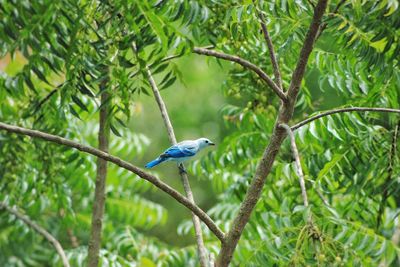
left=205, top=140, right=209, bottom=143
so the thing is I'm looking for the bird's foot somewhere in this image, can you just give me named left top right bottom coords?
left=178, top=164, right=187, bottom=174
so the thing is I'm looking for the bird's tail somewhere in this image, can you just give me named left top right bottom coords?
left=145, top=157, right=165, bottom=168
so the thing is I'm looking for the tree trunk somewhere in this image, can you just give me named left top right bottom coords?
left=88, top=85, right=110, bottom=266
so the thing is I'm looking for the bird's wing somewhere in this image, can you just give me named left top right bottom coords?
left=161, top=144, right=196, bottom=158
left=176, top=140, right=195, bottom=147
left=177, top=140, right=199, bottom=155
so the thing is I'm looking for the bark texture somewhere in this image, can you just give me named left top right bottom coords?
left=88, top=89, right=110, bottom=267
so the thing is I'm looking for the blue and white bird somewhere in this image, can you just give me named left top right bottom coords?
left=145, top=137, right=215, bottom=169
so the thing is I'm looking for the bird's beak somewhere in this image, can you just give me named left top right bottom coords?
left=209, top=142, right=215, bottom=146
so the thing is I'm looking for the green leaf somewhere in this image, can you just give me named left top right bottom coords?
left=370, top=38, right=387, bottom=53
left=71, top=95, right=88, bottom=111
left=110, top=123, right=122, bottom=137
left=23, top=73, right=37, bottom=93
left=69, top=104, right=81, bottom=119
left=152, top=63, right=168, bottom=74
left=118, top=56, right=136, bottom=68
left=31, top=66, right=49, bottom=84
left=160, top=76, right=176, bottom=90
left=317, top=154, right=345, bottom=181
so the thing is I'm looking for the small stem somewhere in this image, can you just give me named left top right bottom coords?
left=33, top=82, right=66, bottom=114
left=315, top=187, right=330, bottom=207
left=280, top=123, right=309, bottom=207
left=291, top=107, right=400, bottom=131
left=193, top=47, right=287, bottom=101
left=376, top=121, right=399, bottom=229
left=254, top=0, right=283, bottom=89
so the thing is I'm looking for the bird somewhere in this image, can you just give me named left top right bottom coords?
left=145, top=137, right=215, bottom=171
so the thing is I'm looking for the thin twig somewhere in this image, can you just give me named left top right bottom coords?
left=128, top=53, right=185, bottom=79
left=315, top=187, right=330, bottom=206
left=160, top=54, right=185, bottom=64
left=253, top=0, right=283, bottom=89
left=146, top=67, right=209, bottom=266
left=376, top=121, right=399, bottom=229
left=145, top=67, right=177, bottom=142
left=33, top=82, right=66, bottom=114
left=280, top=124, right=309, bottom=207
left=0, top=202, right=70, bottom=267
left=0, top=122, right=225, bottom=241
left=35, top=88, right=59, bottom=110
left=193, top=47, right=287, bottom=101
left=291, top=107, right=400, bottom=131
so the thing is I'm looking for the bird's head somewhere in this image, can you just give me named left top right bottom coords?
left=197, top=137, right=215, bottom=149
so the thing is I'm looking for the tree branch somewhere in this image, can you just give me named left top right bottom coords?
left=291, top=107, right=400, bottom=131
left=280, top=124, right=309, bottom=207
left=287, top=1, right=328, bottom=98
left=0, top=202, right=70, bottom=267
left=0, top=122, right=225, bottom=242
left=254, top=1, right=283, bottom=89
left=193, top=47, right=287, bottom=101
left=216, top=1, right=328, bottom=266
left=88, top=79, right=110, bottom=266
left=146, top=67, right=210, bottom=267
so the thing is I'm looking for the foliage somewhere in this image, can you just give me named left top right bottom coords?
left=1, top=0, right=400, bottom=266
